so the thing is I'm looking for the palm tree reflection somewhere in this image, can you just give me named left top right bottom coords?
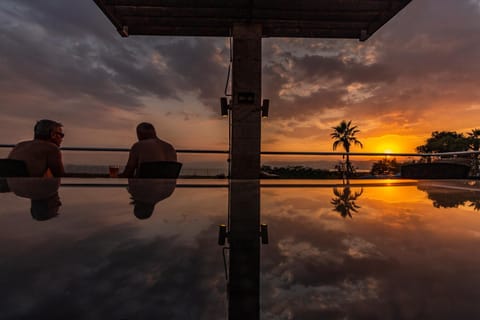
left=331, top=185, right=363, bottom=218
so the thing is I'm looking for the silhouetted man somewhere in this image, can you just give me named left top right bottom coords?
left=128, top=178, right=176, bottom=219
left=7, top=177, right=62, bottom=221
left=121, top=122, right=177, bottom=178
left=8, top=119, right=65, bottom=177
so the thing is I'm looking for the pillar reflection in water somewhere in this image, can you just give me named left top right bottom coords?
left=226, top=180, right=263, bottom=320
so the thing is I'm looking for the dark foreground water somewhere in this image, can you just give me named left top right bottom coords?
left=1, top=178, right=480, bottom=319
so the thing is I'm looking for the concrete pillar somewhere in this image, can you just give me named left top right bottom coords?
left=230, top=24, right=262, bottom=179
left=227, top=24, right=262, bottom=320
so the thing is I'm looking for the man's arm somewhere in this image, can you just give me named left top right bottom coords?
left=48, top=148, right=65, bottom=177
left=121, top=145, right=138, bottom=178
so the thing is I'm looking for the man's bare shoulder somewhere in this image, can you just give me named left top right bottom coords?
left=14, top=140, right=35, bottom=148
left=13, top=140, right=59, bottom=151
left=130, top=141, right=141, bottom=149
left=134, top=138, right=173, bottom=148
left=155, top=138, right=175, bottom=149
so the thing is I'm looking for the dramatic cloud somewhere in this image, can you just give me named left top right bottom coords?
left=0, top=0, right=479, bottom=153
left=0, top=1, right=227, bottom=109
left=260, top=0, right=480, bottom=150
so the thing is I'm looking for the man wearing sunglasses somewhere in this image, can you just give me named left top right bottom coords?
left=8, top=119, right=65, bottom=177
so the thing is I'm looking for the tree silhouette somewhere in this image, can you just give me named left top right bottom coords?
left=416, top=131, right=469, bottom=155
left=370, top=157, right=401, bottom=176
left=330, top=186, right=363, bottom=218
left=330, top=120, right=363, bottom=178
left=467, top=129, right=480, bottom=150
left=467, top=129, right=480, bottom=176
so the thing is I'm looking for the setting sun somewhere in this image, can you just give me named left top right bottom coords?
left=361, top=135, right=423, bottom=154
left=371, top=141, right=401, bottom=154
left=366, top=141, right=395, bottom=153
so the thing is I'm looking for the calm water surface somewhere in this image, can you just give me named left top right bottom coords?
left=1, top=178, right=480, bottom=319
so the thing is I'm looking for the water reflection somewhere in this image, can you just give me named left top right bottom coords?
left=2, top=180, right=480, bottom=318
left=469, top=200, right=480, bottom=211
left=260, top=184, right=480, bottom=319
left=331, top=185, right=363, bottom=218
left=0, top=180, right=227, bottom=319
left=127, top=178, right=177, bottom=219
left=7, top=178, right=61, bottom=220
left=418, top=181, right=480, bottom=210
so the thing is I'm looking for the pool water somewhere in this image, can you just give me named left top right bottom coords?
left=1, top=178, right=480, bottom=319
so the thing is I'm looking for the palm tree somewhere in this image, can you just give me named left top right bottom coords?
left=330, top=120, right=363, bottom=178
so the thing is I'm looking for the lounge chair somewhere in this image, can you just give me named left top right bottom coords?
left=137, top=161, right=182, bottom=178
left=0, top=159, right=29, bottom=177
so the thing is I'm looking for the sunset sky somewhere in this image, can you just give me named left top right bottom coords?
left=1, top=0, right=480, bottom=159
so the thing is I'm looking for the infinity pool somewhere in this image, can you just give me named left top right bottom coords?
left=1, top=178, right=480, bottom=319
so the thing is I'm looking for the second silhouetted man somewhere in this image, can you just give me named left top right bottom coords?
left=121, top=122, right=177, bottom=178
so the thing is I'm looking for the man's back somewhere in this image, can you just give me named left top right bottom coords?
left=121, top=122, right=178, bottom=178
left=131, top=138, right=177, bottom=163
left=121, top=138, right=177, bottom=178
left=8, top=140, right=64, bottom=177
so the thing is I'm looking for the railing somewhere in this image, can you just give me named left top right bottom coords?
left=0, top=144, right=228, bottom=154
left=2, top=143, right=480, bottom=178
left=2, top=144, right=480, bottom=157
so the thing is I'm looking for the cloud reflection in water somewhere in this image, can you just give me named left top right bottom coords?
left=261, top=185, right=480, bottom=319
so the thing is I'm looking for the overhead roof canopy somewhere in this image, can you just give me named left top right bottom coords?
left=94, top=0, right=412, bottom=40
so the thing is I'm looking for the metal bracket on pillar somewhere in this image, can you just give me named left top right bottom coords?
left=260, top=224, right=268, bottom=244
left=220, top=97, right=231, bottom=117
left=237, top=92, right=255, bottom=104
left=253, top=99, right=270, bottom=117
left=218, top=224, right=229, bottom=245
left=222, top=96, right=266, bottom=117
left=261, top=99, right=269, bottom=118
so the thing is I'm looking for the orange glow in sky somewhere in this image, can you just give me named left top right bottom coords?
left=362, top=135, right=423, bottom=154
